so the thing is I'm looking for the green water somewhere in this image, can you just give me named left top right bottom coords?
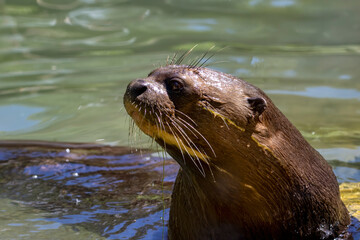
left=0, top=0, right=360, bottom=239
left=1, top=0, right=359, bottom=148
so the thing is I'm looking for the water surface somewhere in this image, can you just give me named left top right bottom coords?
left=0, top=0, right=359, bottom=239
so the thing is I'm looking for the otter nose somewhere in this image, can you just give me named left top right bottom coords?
left=127, top=79, right=148, bottom=101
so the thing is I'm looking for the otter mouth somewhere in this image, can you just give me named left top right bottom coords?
left=123, top=98, right=168, bottom=138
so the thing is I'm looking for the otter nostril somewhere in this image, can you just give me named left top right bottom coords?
left=128, top=79, right=148, bottom=100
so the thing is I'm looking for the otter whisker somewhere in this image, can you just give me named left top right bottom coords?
left=170, top=118, right=203, bottom=154
left=169, top=52, right=178, bottom=66
left=156, top=110, right=172, bottom=153
left=143, top=106, right=147, bottom=117
left=174, top=109, right=197, bottom=126
left=175, top=44, right=198, bottom=65
left=132, top=121, right=141, bottom=149
left=173, top=117, right=199, bottom=139
left=173, top=117, right=215, bottom=181
left=151, top=105, right=156, bottom=117
left=128, top=104, right=137, bottom=145
left=164, top=121, right=187, bottom=165
left=155, top=111, right=166, bottom=137
left=129, top=119, right=134, bottom=139
left=125, top=113, right=131, bottom=137
left=154, top=111, right=162, bottom=136
left=166, top=55, right=170, bottom=66
left=175, top=116, right=216, bottom=158
left=172, top=117, right=214, bottom=175
left=190, top=45, right=215, bottom=69
left=188, top=55, right=202, bottom=69
left=131, top=102, right=149, bottom=147
left=171, top=122, right=207, bottom=163
left=197, top=52, right=216, bottom=69
left=152, top=110, right=167, bottom=152
left=150, top=117, right=170, bottom=236
left=128, top=118, right=136, bottom=150
left=138, top=108, right=147, bottom=128
left=171, top=120, right=211, bottom=171
left=175, top=52, right=187, bottom=65
left=198, top=46, right=227, bottom=69
left=168, top=118, right=206, bottom=177
left=148, top=112, right=157, bottom=148
left=165, top=119, right=204, bottom=174
left=160, top=113, right=189, bottom=167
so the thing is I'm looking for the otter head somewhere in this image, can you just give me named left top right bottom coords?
left=124, top=65, right=272, bottom=179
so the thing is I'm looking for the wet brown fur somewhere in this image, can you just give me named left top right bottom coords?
left=124, top=64, right=350, bottom=240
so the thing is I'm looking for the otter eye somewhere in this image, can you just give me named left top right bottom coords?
left=167, top=78, right=184, bottom=93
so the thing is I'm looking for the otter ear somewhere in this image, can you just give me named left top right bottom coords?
left=247, top=97, right=267, bottom=116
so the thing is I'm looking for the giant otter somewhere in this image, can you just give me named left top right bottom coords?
left=123, top=64, right=350, bottom=239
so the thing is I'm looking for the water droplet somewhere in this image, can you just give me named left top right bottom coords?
left=66, top=148, right=70, bottom=153
left=32, top=175, right=38, bottom=179
left=72, top=172, right=79, bottom=177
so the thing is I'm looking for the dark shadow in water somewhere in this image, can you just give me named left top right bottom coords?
left=0, top=140, right=179, bottom=239
left=349, top=217, right=360, bottom=240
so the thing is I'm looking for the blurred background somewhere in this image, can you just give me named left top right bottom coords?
left=0, top=0, right=359, bottom=239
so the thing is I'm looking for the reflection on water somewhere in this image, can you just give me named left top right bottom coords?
left=0, top=142, right=178, bottom=239
left=320, top=147, right=360, bottom=184
left=267, top=87, right=360, bottom=100
left=320, top=147, right=360, bottom=163
left=0, top=0, right=359, bottom=239
left=0, top=105, right=44, bottom=132
left=0, top=141, right=359, bottom=239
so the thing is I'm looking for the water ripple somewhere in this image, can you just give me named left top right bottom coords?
left=267, top=86, right=360, bottom=100
left=36, top=0, right=80, bottom=10
left=67, top=7, right=152, bottom=31
left=64, top=30, right=136, bottom=47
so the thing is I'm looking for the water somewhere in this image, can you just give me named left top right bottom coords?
left=0, top=142, right=178, bottom=239
left=0, top=0, right=359, bottom=239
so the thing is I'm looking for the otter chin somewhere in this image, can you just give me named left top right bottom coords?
left=123, top=64, right=350, bottom=240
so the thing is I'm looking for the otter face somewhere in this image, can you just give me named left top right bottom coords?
left=123, top=65, right=202, bottom=139
left=124, top=65, right=267, bottom=176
